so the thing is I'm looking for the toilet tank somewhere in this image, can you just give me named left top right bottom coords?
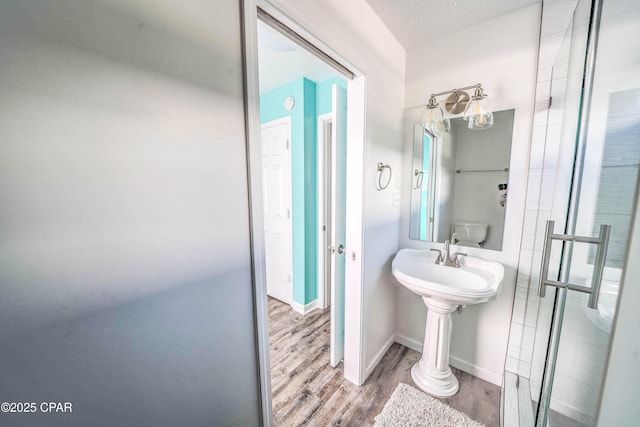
left=454, top=223, right=489, bottom=245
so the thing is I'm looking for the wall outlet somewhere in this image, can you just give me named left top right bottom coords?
left=393, top=191, right=400, bottom=207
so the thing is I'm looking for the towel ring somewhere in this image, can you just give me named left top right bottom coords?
left=376, top=162, right=392, bottom=191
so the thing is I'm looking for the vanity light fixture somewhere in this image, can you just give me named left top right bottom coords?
left=421, top=83, right=494, bottom=133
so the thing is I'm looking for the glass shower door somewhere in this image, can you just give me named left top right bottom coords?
left=533, top=0, right=640, bottom=425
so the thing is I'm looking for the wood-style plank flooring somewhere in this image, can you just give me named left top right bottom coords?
left=268, top=297, right=500, bottom=426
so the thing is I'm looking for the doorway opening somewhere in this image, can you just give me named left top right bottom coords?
left=253, top=7, right=361, bottom=423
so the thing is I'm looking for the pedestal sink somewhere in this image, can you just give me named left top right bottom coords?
left=391, top=248, right=504, bottom=397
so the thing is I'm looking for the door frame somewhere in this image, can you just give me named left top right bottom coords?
left=241, top=1, right=368, bottom=425
left=240, top=3, right=274, bottom=425
left=255, top=2, right=367, bottom=386
left=317, top=112, right=332, bottom=310
left=260, top=116, right=294, bottom=307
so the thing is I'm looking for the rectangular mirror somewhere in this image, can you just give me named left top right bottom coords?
left=409, top=109, right=515, bottom=251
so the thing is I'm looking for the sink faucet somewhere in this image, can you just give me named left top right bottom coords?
left=430, top=240, right=467, bottom=268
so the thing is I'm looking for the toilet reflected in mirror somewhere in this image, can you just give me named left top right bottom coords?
left=452, top=223, right=489, bottom=248
left=409, top=109, right=515, bottom=251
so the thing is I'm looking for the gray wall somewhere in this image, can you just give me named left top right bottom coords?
left=437, top=131, right=456, bottom=241
left=0, top=0, right=261, bottom=425
left=450, top=110, right=514, bottom=250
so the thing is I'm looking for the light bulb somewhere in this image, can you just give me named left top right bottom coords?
left=466, top=87, right=493, bottom=130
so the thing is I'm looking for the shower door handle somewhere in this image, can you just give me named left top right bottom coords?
left=537, top=220, right=611, bottom=309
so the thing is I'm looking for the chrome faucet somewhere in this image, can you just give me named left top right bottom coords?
left=430, top=240, right=467, bottom=267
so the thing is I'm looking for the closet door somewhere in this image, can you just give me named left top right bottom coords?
left=0, top=1, right=261, bottom=426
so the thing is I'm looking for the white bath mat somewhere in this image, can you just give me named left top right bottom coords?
left=374, top=383, right=485, bottom=427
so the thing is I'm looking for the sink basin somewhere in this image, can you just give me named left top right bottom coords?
left=392, top=248, right=504, bottom=304
left=391, top=248, right=504, bottom=397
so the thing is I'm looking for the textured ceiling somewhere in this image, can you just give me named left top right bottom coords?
left=257, top=0, right=542, bottom=92
left=364, top=0, right=541, bottom=49
left=257, top=21, right=340, bottom=94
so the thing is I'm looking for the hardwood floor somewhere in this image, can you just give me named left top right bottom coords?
left=268, top=297, right=501, bottom=426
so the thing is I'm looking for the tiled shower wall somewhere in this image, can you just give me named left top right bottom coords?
left=504, top=0, right=580, bottom=378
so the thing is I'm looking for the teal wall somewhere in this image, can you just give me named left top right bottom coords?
left=302, top=78, right=318, bottom=303
left=260, top=76, right=346, bottom=306
left=316, top=77, right=347, bottom=116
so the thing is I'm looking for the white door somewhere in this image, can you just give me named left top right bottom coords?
left=261, top=118, right=293, bottom=305
left=330, top=84, right=347, bottom=367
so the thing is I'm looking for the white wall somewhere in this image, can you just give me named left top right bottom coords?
left=0, top=0, right=260, bottom=425
left=261, top=0, right=406, bottom=383
left=398, top=4, right=541, bottom=385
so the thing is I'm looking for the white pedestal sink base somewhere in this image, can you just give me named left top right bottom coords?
left=411, top=297, right=459, bottom=397
left=411, top=363, right=459, bottom=397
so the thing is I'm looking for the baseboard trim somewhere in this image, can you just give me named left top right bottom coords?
left=365, top=334, right=396, bottom=379
left=393, top=333, right=503, bottom=386
left=291, top=299, right=318, bottom=315
left=394, top=333, right=423, bottom=353
left=449, top=355, right=502, bottom=387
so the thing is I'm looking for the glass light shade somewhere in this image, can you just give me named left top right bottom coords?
left=421, top=104, right=450, bottom=136
left=466, top=109, right=493, bottom=129
left=463, top=91, right=493, bottom=130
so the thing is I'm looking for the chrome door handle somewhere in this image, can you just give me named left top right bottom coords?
left=337, top=244, right=345, bottom=254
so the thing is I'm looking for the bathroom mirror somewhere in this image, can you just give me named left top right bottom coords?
left=409, top=109, right=515, bottom=251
